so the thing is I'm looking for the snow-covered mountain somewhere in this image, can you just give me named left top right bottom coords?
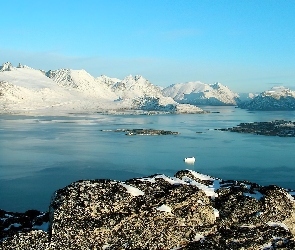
left=107, top=74, right=193, bottom=111
left=238, top=86, right=295, bottom=111
left=45, top=68, right=118, bottom=100
left=0, top=62, right=204, bottom=114
left=111, top=75, right=162, bottom=99
left=163, top=81, right=240, bottom=106
left=0, top=63, right=106, bottom=113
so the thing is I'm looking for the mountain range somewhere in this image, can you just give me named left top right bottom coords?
left=238, top=86, right=295, bottom=111
left=162, top=81, right=240, bottom=106
left=1, top=62, right=295, bottom=114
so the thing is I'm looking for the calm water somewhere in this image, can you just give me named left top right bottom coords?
left=1, top=106, right=295, bottom=212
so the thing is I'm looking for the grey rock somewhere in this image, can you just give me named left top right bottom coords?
left=217, top=120, right=295, bottom=137
left=1, top=170, right=295, bottom=249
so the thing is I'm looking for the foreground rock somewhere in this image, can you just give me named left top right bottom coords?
left=1, top=170, right=295, bottom=249
left=0, top=210, right=49, bottom=242
left=217, top=120, right=295, bottom=137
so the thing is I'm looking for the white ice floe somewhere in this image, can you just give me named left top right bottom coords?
left=156, top=204, right=172, bottom=213
left=184, top=157, right=195, bottom=164
left=267, top=222, right=289, bottom=231
left=121, top=183, right=145, bottom=196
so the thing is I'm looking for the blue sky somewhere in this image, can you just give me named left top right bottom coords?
left=1, top=0, right=294, bottom=92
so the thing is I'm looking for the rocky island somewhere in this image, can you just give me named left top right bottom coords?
left=1, top=170, right=295, bottom=249
left=102, top=128, right=179, bottom=136
left=217, top=120, right=295, bottom=137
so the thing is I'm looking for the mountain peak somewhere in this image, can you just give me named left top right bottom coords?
left=134, top=75, right=144, bottom=81
left=239, top=85, right=295, bottom=110
left=0, top=62, right=14, bottom=72
left=263, top=86, right=293, bottom=97
left=267, top=86, right=290, bottom=92
left=211, top=82, right=228, bottom=90
left=163, top=81, right=239, bottom=106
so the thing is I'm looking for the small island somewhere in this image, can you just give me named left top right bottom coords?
left=217, top=120, right=295, bottom=137
left=102, top=128, right=179, bottom=136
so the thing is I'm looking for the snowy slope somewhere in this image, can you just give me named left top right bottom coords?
left=1, top=63, right=56, bottom=90
left=110, top=74, right=176, bottom=109
left=0, top=63, right=120, bottom=114
left=238, top=86, right=295, bottom=111
left=0, top=63, right=204, bottom=114
left=108, top=75, right=202, bottom=113
left=96, top=75, right=121, bottom=88
left=111, top=75, right=163, bottom=99
left=45, top=69, right=118, bottom=100
left=163, top=81, right=240, bottom=106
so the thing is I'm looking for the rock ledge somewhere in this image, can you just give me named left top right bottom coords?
left=1, top=170, right=295, bottom=249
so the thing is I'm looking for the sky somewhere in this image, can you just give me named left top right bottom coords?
left=1, top=0, right=294, bottom=93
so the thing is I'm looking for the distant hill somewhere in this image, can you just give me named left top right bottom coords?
left=162, top=81, right=240, bottom=106
left=238, top=86, right=295, bottom=111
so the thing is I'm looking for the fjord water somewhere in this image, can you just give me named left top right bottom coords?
left=1, top=106, right=295, bottom=212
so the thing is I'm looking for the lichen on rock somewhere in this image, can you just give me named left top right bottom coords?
left=1, top=170, right=295, bottom=249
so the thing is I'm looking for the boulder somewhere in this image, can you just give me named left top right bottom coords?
left=1, top=170, right=295, bottom=249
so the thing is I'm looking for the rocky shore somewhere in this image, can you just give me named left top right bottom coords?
left=1, top=170, right=295, bottom=249
left=102, top=128, right=179, bottom=136
left=217, top=120, right=295, bottom=137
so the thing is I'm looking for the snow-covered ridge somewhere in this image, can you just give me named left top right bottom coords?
left=263, top=86, right=295, bottom=99
left=0, top=62, right=205, bottom=114
left=3, top=62, right=294, bottom=113
left=239, top=86, right=295, bottom=111
left=0, top=62, right=14, bottom=72
left=111, top=74, right=163, bottom=99
left=163, top=81, right=240, bottom=106
left=45, top=68, right=118, bottom=100
left=0, top=62, right=35, bottom=72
